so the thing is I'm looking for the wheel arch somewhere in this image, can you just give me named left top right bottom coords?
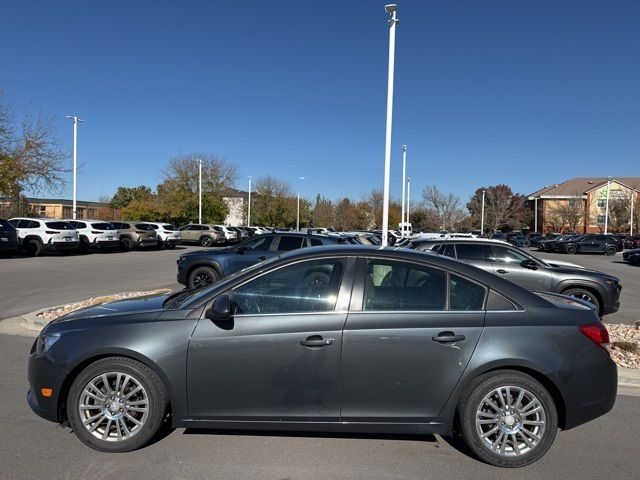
left=186, top=260, right=223, bottom=283
left=56, top=348, right=176, bottom=425
left=558, top=281, right=604, bottom=315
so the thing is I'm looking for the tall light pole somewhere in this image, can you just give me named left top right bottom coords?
left=401, top=144, right=407, bottom=233
left=481, top=190, right=486, bottom=235
left=381, top=4, right=398, bottom=247
left=198, top=159, right=203, bottom=224
left=66, top=115, right=83, bottom=219
left=296, top=192, right=300, bottom=231
left=534, top=197, right=538, bottom=233
left=604, top=176, right=612, bottom=234
left=406, top=177, right=411, bottom=226
left=247, top=176, right=252, bottom=227
left=630, top=192, right=635, bottom=236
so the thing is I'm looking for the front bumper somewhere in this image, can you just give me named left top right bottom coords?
left=602, top=283, right=622, bottom=315
left=27, top=348, right=68, bottom=423
left=96, top=240, right=120, bottom=249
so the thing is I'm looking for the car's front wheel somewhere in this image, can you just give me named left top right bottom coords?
left=565, top=245, right=577, bottom=254
left=188, top=265, right=220, bottom=289
left=67, top=357, right=168, bottom=452
left=563, top=287, right=601, bottom=313
left=457, top=370, right=558, bottom=467
left=200, top=236, right=213, bottom=247
left=605, top=246, right=616, bottom=256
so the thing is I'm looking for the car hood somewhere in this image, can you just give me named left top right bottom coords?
left=546, top=264, right=618, bottom=281
left=52, top=294, right=169, bottom=323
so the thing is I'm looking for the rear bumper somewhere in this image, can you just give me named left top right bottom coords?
left=137, top=238, right=158, bottom=247
left=47, top=241, right=79, bottom=251
left=0, top=238, right=18, bottom=251
left=96, top=240, right=120, bottom=249
left=164, top=238, right=182, bottom=246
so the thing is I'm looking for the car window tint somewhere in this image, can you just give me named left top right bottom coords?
left=450, top=274, right=486, bottom=310
left=364, top=260, right=446, bottom=311
left=310, top=238, right=323, bottom=247
left=45, top=221, right=74, bottom=230
left=486, top=290, right=517, bottom=311
left=232, top=259, right=344, bottom=315
left=278, top=236, right=305, bottom=251
left=162, top=224, right=177, bottom=231
left=488, top=245, right=529, bottom=264
left=455, top=244, right=487, bottom=261
left=73, top=221, right=86, bottom=229
left=134, top=224, right=153, bottom=230
left=242, top=235, right=273, bottom=251
left=15, top=220, right=29, bottom=228
left=28, top=220, right=40, bottom=228
left=438, top=243, right=456, bottom=258
left=92, top=223, right=115, bottom=230
left=8, top=219, right=19, bottom=227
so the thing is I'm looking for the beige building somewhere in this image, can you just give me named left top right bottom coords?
left=528, top=177, right=640, bottom=234
left=1, top=197, right=113, bottom=220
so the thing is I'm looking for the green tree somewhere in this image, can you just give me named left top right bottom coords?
left=120, top=198, right=162, bottom=221
left=109, top=185, right=153, bottom=210
left=252, top=176, right=295, bottom=227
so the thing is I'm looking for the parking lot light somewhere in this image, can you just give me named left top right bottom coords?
left=401, top=145, right=407, bottom=230
left=604, top=176, right=611, bottom=234
left=481, top=190, right=486, bottom=235
left=65, top=115, right=83, bottom=220
left=198, top=159, right=203, bottom=224
left=247, top=176, right=252, bottom=227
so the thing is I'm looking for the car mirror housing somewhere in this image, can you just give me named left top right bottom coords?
left=521, top=259, right=538, bottom=270
left=207, top=295, right=232, bottom=322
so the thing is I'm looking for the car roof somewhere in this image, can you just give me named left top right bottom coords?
left=413, top=237, right=511, bottom=246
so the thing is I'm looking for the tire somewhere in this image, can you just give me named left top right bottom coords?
left=120, top=237, right=133, bottom=252
left=188, top=265, right=219, bottom=289
left=563, top=287, right=601, bottom=313
left=166, top=244, right=176, bottom=249
left=66, top=357, right=168, bottom=453
left=565, top=245, right=577, bottom=254
left=155, top=239, right=163, bottom=250
left=200, top=236, right=213, bottom=247
left=25, top=238, right=43, bottom=257
left=79, top=237, right=91, bottom=253
left=457, top=370, right=558, bottom=467
left=604, top=246, right=616, bottom=256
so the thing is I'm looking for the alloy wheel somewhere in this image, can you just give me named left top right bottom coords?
left=192, top=272, right=213, bottom=289
left=78, top=372, right=149, bottom=442
left=475, top=386, right=547, bottom=457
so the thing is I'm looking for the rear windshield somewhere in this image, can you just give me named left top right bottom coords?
left=91, top=223, right=116, bottom=230
left=162, top=224, right=177, bottom=231
left=0, top=219, right=15, bottom=230
left=45, top=221, right=75, bottom=230
left=134, top=223, right=154, bottom=230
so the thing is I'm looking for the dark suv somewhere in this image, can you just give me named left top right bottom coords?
left=177, top=232, right=342, bottom=289
left=0, top=219, right=18, bottom=256
left=558, top=234, right=622, bottom=255
left=411, top=239, right=622, bottom=316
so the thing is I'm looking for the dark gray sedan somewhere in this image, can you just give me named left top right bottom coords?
left=27, top=246, right=616, bottom=467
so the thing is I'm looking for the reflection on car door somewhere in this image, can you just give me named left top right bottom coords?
left=231, top=235, right=278, bottom=272
left=340, top=258, right=485, bottom=422
left=187, top=257, right=355, bottom=421
left=486, top=245, right=552, bottom=291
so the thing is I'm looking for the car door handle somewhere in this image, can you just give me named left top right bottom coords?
left=432, top=332, right=465, bottom=343
left=258, top=256, right=267, bottom=261
left=496, top=269, right=508, bottom=274
left=300, top=336, right=334, bottom=347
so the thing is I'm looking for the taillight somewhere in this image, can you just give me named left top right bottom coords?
left=135, top=230, right=145, bottom=234
left=45, top=230, right=60, bottom=234
left=91, top=230, right=102, bottom=234
left=579, top=322, right=611, bottom=354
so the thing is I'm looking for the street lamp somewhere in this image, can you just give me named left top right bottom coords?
left=406, top=177, right=411, bottom=227
left=481, top=190, right=486, bottom=235
left=381, top=3, right=398, bottom=247
left=604, top=176, right=612, bottom=234
left=247, top=176, right=252, bottom=227
left=401, top=145, right=407, bottom=234
left=65, top=115, right=83, bottom=219
left=198, top=159, right=203, bottom=224
left=630, top=192, right=635, bottom=237
left=296, top=192, right=300, bottom=231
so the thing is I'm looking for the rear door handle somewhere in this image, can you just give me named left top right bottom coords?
left=496, top=269, right=508, bottom=274
left=432, top=332, right=466, bottom=343
left=300, top=336, right=334, bottom=347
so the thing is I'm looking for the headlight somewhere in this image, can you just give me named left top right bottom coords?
left=37, top=332, right=62, bottom=354
left=605, top=279, right=618, bottom=286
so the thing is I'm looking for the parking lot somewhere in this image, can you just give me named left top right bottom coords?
left=0, top=244, right=638, bottom=324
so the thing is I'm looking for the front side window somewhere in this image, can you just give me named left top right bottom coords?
left=364, top=260, right=447, bottom=311
left=310, top=238, right=323, bottom=247
left=487, top=245, right=530, bottom=264
left=437, top=243, right=455, bottom=258
left=455, top=243, right=487, bottom=261
left=240, top=235, right=273, bottom=251
left=232, top=259, right=345, bottom=315
left=277, top=236, right=305, bottom=251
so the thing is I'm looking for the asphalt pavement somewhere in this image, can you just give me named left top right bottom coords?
left=0, top=334, right=638, bottom=480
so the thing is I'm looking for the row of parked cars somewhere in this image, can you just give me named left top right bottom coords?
left=0, top=218, right=276, bottom=257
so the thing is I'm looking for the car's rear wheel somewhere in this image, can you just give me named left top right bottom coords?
left=120, top=237, right=133, bottom=252
left=563, top=287, right=601, bottom=313
left=66, top=357, right=168, bottom=452
left=565, top=245, right=577, bottom=254
left=166, top=243, right=176, bottom=249
left=188, top=266, right=219, bottom=289
left=200, top=236, right=213, bottom=247
left=605, top=246, right=616, bottom=256
left=458, top=370, right=558, bottom=467
left=25, top=238, right=43, bottom=257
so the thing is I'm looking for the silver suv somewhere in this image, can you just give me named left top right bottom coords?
left=179, top=224, right=225, bottom=247
left=110, top=221, right=158, bottom=251
left=8, top=217, right=79, bottom=256
left=66, top=220, right=119, bottom=252
left=140, top=222, right=181, bottom=249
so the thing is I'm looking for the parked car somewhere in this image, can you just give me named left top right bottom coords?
left=0, top=218, right=19, bottom=256
left=490, top=232, right=507, bottom=241
left=411, top=238, right=621, bottom=316
left=66, top=220, right=119, bottom=252
left=28, top=245, right=616, bottom=466
left=528, top=233, right=543, bottom=247
left=177, top=232, right=342, bottom=289
left=506, top=234, right=530, bottom=247
left=623, top=235, right=640, bottom=249
left=179, top=224, right=225, bottom=247
left=8, top=217, right=79, bottom=256
left=140, top=222, right=181, bottom=249
left=214, top=225, right=239, bottom=243
left=538, top=234, right=577, bottom=252
left=228, top=226, right=249, bottom=241
left=622, top=249, right=640, bottom=265
left=557, top=234, right=621, bottom=255
left=110, top=221, right=158, bottom=251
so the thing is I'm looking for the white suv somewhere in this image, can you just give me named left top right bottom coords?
left=213, top=225, right=238, bottom=243
left=8, top=217, right=80, bottom=256
left=66, top=219, right=120, bottom=252
left=140, top=222, right=182, bottom=249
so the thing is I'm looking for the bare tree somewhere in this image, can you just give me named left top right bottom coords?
left=162, top=152, right=238, bottom=193
left=467, top=185, right=531, bottom=233
left=423, top=185, right=464, bottom=231
left=547, top=196, right=585, bottom=233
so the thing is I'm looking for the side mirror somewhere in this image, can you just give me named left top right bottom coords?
left=207, top=295, right=232, bottom=322
left=521, top=259, right=538, bottom=270
left=236, top=246, right=246, bottom=254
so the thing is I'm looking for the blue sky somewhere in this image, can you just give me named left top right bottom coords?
left=2, top=0, right=639, bottom=204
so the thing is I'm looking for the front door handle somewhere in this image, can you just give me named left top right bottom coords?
left=300, top=336, right=334, bottom=347
left=496, top=269, right=508, bottom=274
left=432, top=331, right=466, bottom=343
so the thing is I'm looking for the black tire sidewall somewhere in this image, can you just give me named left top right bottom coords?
left=564, top=288, right=600, bottom=313
left=27, top=239, right=43, bottom=257
left=459, top=371, right=558, bottom=467
left=67, top=357, right=166, bottom=453
left=566, top=245, right=577, bottom=254
left=605, top=246, right=616, bottom=256
left=200, top=236, right=212, bottom=247
left=120, top=237, right=133, bottom=252
left=188, top=266, right=218, bottom=289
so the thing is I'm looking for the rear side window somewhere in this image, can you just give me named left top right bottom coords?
left=45, top=222, right=74, bottom=230
left=134, top=224, right=153, bottom=230
left=486, top=290, right=517, bottom=311
left=278, top=236, right=305, bottom=251
left=27, top=220, right=40, bottom=228
left=91, top=223, right=115, bottom=230
left=455, top=244, right=487, bottom=261
left=242, top=235, right=273, bottom=251
left=310, top=238, right=324, bottom=247
left=437, top=243, right=456, bottom=258
left=449, top=274, right=486, bottom=310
